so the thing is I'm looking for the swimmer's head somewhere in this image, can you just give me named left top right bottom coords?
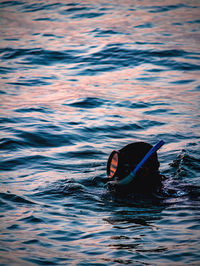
left=107, top=142, right=162, bottom=193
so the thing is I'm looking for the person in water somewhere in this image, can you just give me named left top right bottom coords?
left=106, top=141, right=165, bottom=195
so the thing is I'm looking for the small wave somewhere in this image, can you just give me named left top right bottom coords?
left=18, top=2, right=62, bottom=13
left=34, top=17, right=57, bottom=21
left=7, top=78, right=52, bottom=87
left=0, top=47, right=79, bottom=66
left=93, top=28, right=126, bottom=37
left=116, top=100, right=149, bottom=109
left=143, top=109, right=170, bottom=115
left=135, top=23, right=153, bottom=29
left=66, top=148, right=104, bottom=159
left=170, top=150, right=200, bottom=177
left=0, top=89, right=7, bottom=95
left=15, top=129, right=74, bottom=148
left=33, top=178, right=103, bottom=205
left=79, top=45, right=200, bottom=74
left=141, top=3, right=193, bottom=13
left=19, top=215, right=44, bottom=224
left=0, top=138, right=26, bottom=151
left=59, top=4, right=105, bottom=19
left=22, top=239, right=40, bottom=244
left=0, top=192, right=36, bottom=205
left=78, top=123, right=142, bottom=136
left=71, top=12, right=104, bottom=19
left=0, top=66, right=14, bottom=74
left=170, top=79, right=195, bottom=84
left=64, top=97, right=105, bottom=109
left=60, top=6, right=89, bottom=15
left=1, top=46, right=199, bottom=75
left=15, top=106, right=53, bottom=114
left=0, top=1, right=23, bottom=8
left=187, top=19, right=200, bottom=24
left=0, top=154, right=48, bottom=171
left=181, top=185, right=200, bottom=202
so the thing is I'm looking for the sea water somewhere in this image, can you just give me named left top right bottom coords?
left=0, top=0, right=200, bottom=265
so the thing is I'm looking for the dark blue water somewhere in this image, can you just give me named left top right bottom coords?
left=0, top=0, right=200, bottom=265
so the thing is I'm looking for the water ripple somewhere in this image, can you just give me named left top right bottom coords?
left=1, top=46, right=199, bottom=75
left=0, top=0, right=200, bottom=265
left=0, top=192, right=36, bottom=205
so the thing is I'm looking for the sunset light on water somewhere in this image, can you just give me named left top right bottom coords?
left=0, top=0, right=200, bottom=265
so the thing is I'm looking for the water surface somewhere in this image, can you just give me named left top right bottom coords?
left=0, top=0, right=200, bottom=265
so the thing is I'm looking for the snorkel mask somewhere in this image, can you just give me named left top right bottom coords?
left=107, top=140, right=165, bottom=186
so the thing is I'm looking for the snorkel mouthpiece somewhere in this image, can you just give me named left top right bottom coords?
left=118, top=140, right=165, bottom=185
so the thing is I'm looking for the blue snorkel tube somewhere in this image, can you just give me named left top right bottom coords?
left=118, top=140, right=165, bottom=185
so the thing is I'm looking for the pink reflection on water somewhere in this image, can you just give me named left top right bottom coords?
left=0, top=0, right=199, bottom=153
left=1, top=64, right=199, bottom=115
left=1, top=0, right=199, bottom=50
